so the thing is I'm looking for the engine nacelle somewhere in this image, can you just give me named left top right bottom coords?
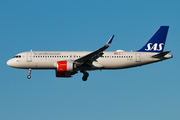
left=56, top=71, right=71, bottom=77
left=57, top=61, right=76, bottom=72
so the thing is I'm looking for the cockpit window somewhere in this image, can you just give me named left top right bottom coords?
left=13, top=55, right=21, bottom=58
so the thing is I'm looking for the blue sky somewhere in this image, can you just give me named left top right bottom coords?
left=0, top=0, right=179, bottom=120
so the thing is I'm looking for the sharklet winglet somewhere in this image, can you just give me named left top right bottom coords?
left=106, top=35, right=114, bottom=46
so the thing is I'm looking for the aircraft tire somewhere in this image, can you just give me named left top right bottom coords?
left=82, top=72, right=89, bottom=81
left=82, top=76, right=87, bottom=81
left=27, top=75, right=31, bottom=79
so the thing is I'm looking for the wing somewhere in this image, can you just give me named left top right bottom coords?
left=74, top=35, right=114, bottom=64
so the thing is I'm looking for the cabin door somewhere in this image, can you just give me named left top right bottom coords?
left=136, top=53, right=141, bottom=62
left=27, top=52, right=32, bottom=62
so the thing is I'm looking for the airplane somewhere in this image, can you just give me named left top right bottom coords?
left=7, top=26, right=173, bottom=81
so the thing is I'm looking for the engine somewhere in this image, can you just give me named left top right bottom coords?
left=57, top=61, right=76, bottom=72
left=56, top=71, right=71, bottom=77
left=56, top=61, right=76, bottom=77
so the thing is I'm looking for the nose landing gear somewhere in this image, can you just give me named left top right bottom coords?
left=81, top=71, right=89, bottom=81
left=27, top=68, right=31, bottom=79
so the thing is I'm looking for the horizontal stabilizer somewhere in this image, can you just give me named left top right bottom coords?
left=151, top=51, right=170, bottom=58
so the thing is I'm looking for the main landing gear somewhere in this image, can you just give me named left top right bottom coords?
left=27, top=68, right=31, bottom=79
left=81, top=71, right=89, bottom=81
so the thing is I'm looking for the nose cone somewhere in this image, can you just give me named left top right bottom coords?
left=7, top=59, right=11, bottom=66
left=7, top=59, right=14, bottom=67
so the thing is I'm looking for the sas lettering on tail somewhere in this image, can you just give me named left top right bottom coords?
left=145, top=43, right=164, bottom=51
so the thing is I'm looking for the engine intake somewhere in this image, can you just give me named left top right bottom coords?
left=57, top=61, right=76, bottom=72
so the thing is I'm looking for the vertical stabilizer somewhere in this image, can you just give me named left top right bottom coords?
left=138, top=26, right=169, bottom=53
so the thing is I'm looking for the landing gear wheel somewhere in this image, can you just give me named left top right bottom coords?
left=82, top=76, right=87, bottom=81
left=27, top=68, right=32, bottom=79
left=81, top=71, right=89, bottom=81
left=27, top=75, right=31, bottom=79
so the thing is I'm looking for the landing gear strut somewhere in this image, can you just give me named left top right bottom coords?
left=27, top=68, right=31, bottom=79
left=81, top=71, right=89, bottom=81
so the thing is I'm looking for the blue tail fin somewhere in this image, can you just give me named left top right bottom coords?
left=138, top=26, right=169, bottom=53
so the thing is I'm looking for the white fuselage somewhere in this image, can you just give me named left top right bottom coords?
left=6, top=26, right=172, bottom=80
left=7, top=51, right=172, bottom=70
